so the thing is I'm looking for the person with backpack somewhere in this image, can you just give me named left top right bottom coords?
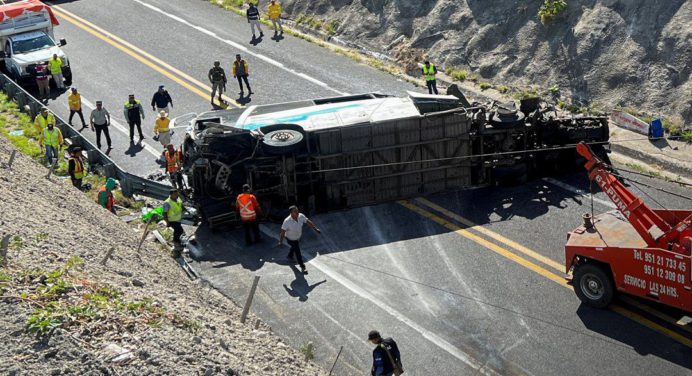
left=368, top=330, right=404, bottom=376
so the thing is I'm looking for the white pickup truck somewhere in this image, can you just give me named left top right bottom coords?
left=0, top=0, right=71, bottom=85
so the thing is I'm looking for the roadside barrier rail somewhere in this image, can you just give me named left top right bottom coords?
left=0, top=74, right=170, bottom=200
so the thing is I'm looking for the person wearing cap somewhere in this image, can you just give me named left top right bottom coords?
left=123, top=94, right=145, bottom=143
left=154, top=111, right=172, bottom=147
left=98, top=178, right=118, bottom=214
left=246, top=1, right=263, bottom=39
left=151, top=85, right=173, bottom=115
left=278, top=205, right=321, bottom=275
left=90, top=101, right=112, bottom=149
left=233, top=54, right=252, bottom=96
left=268, top=0, right=283, bottom=36
left=34, top=62, right=50, bottom=100
left=236, top=184, right=262, bottom=245
left=68, top=87, right=87, bottom=128
left=68, top=147, right=86, bottom=189
left=163, top=188, right=185, bottom=256
left=48, top=54, right=65, bottom=89
left=41, top=121, right=63, bottom=166
left=33, top=108, right=56, bottom=135
left=368, top=330, right=403, bottom=376
left=208, top=61, right=227, bottom=105
left=422, top=60, right=438, bottom=95
left=163, top=144, right=184, bottom=191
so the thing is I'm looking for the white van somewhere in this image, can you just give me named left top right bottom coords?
left=0, top=0, right=71, bottom=85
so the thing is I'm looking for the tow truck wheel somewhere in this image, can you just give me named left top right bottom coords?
left=573, top=263, right=614, bottom=308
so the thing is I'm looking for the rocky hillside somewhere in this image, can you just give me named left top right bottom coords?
left=0, top=134, right=325, bottom=375
left=281, top=0, right=691, bottom=124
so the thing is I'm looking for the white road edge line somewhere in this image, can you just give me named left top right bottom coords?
left=132, top=0, right=350, bottom=96
left=257, top=225, right=498, bottom=376
left=80, top=97, right=161, bottom=157
left=542, top=177, right=615, bottom=209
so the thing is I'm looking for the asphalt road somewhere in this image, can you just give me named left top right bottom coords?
left=33, top=1, right=692, bottom=375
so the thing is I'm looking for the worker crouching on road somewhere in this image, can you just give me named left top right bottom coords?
left=422, top=60, right=438, bottom=95
left=278, top=205, right=321, bottom=275
left=68, top=147, right=86, bottom=190
left=98, top=178, right=118, bottom=214
left=164, top=144, right=184, bottom=192
left=164, top=188, right=185, bottom=257
left=154, top=111, right=172, bottom=148
left=236, top=184, right=262, bottom=245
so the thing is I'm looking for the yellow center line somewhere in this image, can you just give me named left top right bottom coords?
left=52, top=6, right=241, bottom=108
left=399, top=200, right=692, bottom=348
left=415, top=197, right=565, bottom=273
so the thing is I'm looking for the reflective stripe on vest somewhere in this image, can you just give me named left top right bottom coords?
left=70, top=157, right=85, bottom=179
left=43, top=128, right=60, bottom=148
left=98, top=186, right=114, bottom=211
left=165, top=197, right=183, bottom=222
left=423, top=64, right=436, bottom=81
left=236, top=193, right=256, bottom=221
left=165, top=150, right=178, bottom=173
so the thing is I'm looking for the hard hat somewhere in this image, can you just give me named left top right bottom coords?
left=160, top=110, right=167, bottom=117
left=242, top=184, right=250, bottom=191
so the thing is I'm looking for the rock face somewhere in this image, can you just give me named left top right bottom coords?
left=282, top=0, right=691, bottom=123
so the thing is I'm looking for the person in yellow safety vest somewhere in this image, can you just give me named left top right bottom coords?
left=154, top=111, right=171, bottom=148
left=68, top=87, right=87, bottom=128
left=41, top=123, right=63, bottom=166
left=422, top=60, right=438, bottom=95
left=68, top=147, right=86, bottom=189
left=268, top=0, right=284, bottom=36
left=48, top=54, right=65, bottom=90
left=163, top=188, right=185, bottom=256
left=163, top=144, right=184, bottom=191
left=236, top=184, right=262, bottom=245
left=34, top=108, right=56, bottom=134
left=232, top=54, right=253, bottom=96
left=98, top=178, right=117, bottom=214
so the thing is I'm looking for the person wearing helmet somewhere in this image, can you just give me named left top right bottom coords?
left=154, top=110, right=172, bottom=147
left=208, top=61, right=227, bottom=105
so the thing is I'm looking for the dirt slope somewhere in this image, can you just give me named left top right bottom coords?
left=282, top=0, right=691, bottom=124
left=0, top=134, right=325, bottom=375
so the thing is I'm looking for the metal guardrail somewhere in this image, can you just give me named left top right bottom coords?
left=0, top=74, right=171, bottom=200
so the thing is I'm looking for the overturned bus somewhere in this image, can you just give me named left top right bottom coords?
left=181, top=91, right=609, bottom=228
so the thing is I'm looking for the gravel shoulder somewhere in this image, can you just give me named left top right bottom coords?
left=0, top=133, right=325, bottom=375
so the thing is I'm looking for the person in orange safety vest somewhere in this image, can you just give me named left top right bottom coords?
left=236, top=184, right=262, bottom=245
left=163, top=144, right=183, bottom=192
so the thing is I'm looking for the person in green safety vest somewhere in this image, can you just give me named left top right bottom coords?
left=422, top=60, right=438, bottom=95
left=41, top=123, right=63, bottom=166
left=34, top=107, right=56, bottom=135
left=163, top=188, right=185, bottom=256
left=48, top=54, right=65, bottom=90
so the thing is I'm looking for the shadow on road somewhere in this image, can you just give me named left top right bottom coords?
left=283, top=265, right=327, bottom=302
left=125, top=141, right=144, bottom=157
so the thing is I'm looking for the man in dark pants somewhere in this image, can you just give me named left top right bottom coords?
left=422, top=60, right=438, bottom=94
left=278, top=205, right=321, bottom=275
left=151, top=85, right=173, bottom=115
left=163, top=189, right=185, bottom=257
left=236, top=184, right=262, bottom=245
left=232, top=54, right=253, bottom=95
left=369, top=330, right=403, bottom=376
left=123, top=94, right=145, bottom=143
left=89, top=101, right=112, bottom=149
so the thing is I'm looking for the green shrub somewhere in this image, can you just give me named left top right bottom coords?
left=681, top=130, right=692, bottom=143
left=549, top=84, right=559, bottom=95
left=513, top=88, right=540, bottom=100
left=497, top=85, right=509, bottom=94
left=479, top=82, right=491, bottom=90
left=538, top=0, right=567, bottom=24
left=324, top=20, right=340, bottom=35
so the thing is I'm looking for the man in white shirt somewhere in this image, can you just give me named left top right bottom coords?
left=278, top=205, right=321, bottom=275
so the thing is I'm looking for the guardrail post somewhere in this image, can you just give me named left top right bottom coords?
left=240, top=276, right=261, bottom=324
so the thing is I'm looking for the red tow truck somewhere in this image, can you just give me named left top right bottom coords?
left=565, top=142, right=692, bottom=312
